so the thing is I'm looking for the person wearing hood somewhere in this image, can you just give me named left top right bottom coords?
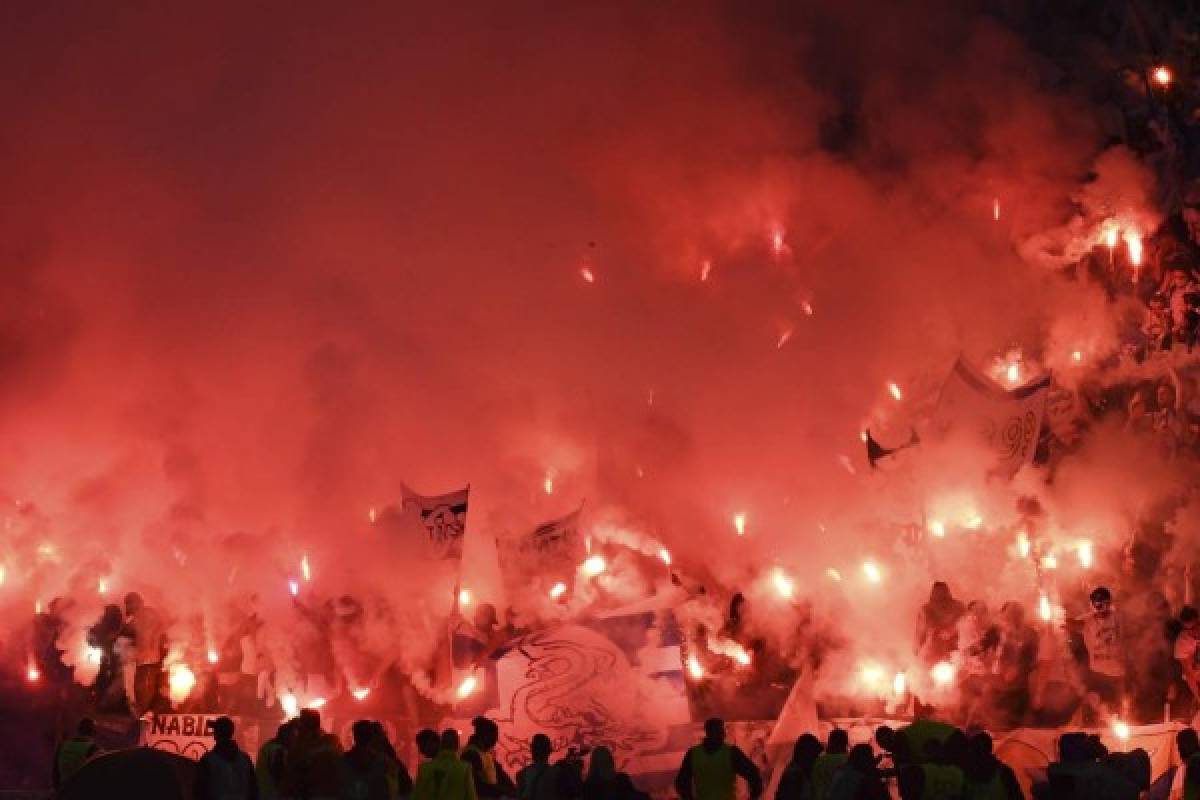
left=341, top=720, right=391, bottom=800
left=675, top=718, right=762, bottom=800
left=195, top=716, right=258, bottom=800
left=827, top=744, right=887, bottom=800
left=582, top=746, right=645, bottom=800
left=773, top=735, right=822, bottom=800
left=962, top=733, right=1021, bottom=800
left=916, top=583, right=965, bottom=666
left=462, top=717, right=516, bottom=798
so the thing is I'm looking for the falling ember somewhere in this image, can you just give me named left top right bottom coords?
left=549, top=581, right=567, bottom=599
left=34, top=599, right=41, bottom=614
left=456, top=675, right=478, bottom=699
left=207, top=649, right=219, bottom=665
left=1077, top=541, right=1093, bottom=569
left=929, top=520, right=946, bottom=537
left=1039, top=595, right=1053, bottom=622
left=1124, top=230, right=1143, bottom=266
left=1103, top=224, right=1119, bottom=249
left=581, top=555, right=606, bottom=577
left=658, top=548, right=672, bottom=565
left=801, top=301, right=814, bottom=316
left=772, top=568, right=795, bottom=599
left=1005, top=362, right=1020, bottom=385
left=368, top=506, right=378, bottom=524
left=580, top=267, right=595, bottom=283
left=1016, top=532, right=1031, bottom=558
left=930, top=661, right=956, bottom=686
left=772, top=229, right=785, bottom=255
left=288, top=580, right=300, bottom=597
left=301, top=555, right=311, bottom=582
left=776, top=328, right=793, bottom=349
left=1152, top=65, right=1173, bottom=87
left=893, top=672, right=907, bottom=696
left=687, top=655, right=705, bottom=680
left=281, top=693, right=300, bottom=718
left=1041, top=554, right=1058, bottom=570
left=352, top=687, right=370, bottom=701
left=992, top=197, right=1000, bottom=221
left=826, top=568, right=843, bottom=582
left=732, top=513, right=747, bottom=536
left=700, top=260, right=713, bottom=282
left=1112, top=719, right=1131, bottom=741
left=167, top=663, right=196, bottom=705
left=887, top=382, right=903, bottom=401
left=862, top=561, right=882, bottom=583
left=307, top=697, right=327, bottom=710
left=1071, top=350, right=1083, bottom=363
left=97, top=578, right=108, bottom=595
left=458, top=589, right=472, bottom=607
left=543, top=468, right=556, bottom=495
left=26, top=664, right=40, bottom=683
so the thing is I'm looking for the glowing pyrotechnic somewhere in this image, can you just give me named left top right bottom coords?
left=168, top=663, right=196, bottom=705
left=1041, top=554, right=1058, bottom=570
left=1005, top=362, right=1020, bottom=385
left=352, top=687, right=370, bottom=701
left=772, top=229, right=785, bottom=255
left=687, top=655, right=705, bottom=680
left=1072, top=350, right=1083, bottom=363
left=1016, top=532, right=1031, bottom=558
left=458, top=589, right=471, bottom=607
left=97, top=577, right=108, bottom=595
left=826, top=568, right=842, bottom=582
left=776, top=328, right=793, bottom=349
left=732, top=647, right=752, bottom=667
left=929, top=520, right=946, bottom=538
left=1077, top=541, right=1094, bottom=569
left=860, top=663, right=885, bottom=690
left=0, top=565, right=5, bottom=585
left=26, top=664, right=39, bottom=683
left=281, top=692, right=299, bottom=718
left=301, top=554, right=311, bottom=582
left=801, top=300, right=814, bottom=316
left=1124, top=230, right=1143, bottom=267
left=84, top=646, right=103, bottom=666
left=732, top=513, right=746, bottom=536
left=658, top=548, right=671, bottom=565
left=931, top=661, right=956, bottom=686
left=581, top=555, right=606, bottom=577
left=207, top=649, right=219, bottom=665
left=543, top=469, right=555, bottom=495
left=1039, top=595, right=1053, bottom=622
left=580, top=267, right=595, bottom=283
left=772, top=568, right=795, bottom=599
left=893, top=672, right=907, bottom=696
left=964, top=513, right=984, bottom=530
left=887, top=382, right=903, bottom=401
left=549, top=581, right=567, bottom=599
left=861, top=561, right=882, bottom=583
left=288, top=580, right=300, bottom=597
left=993, top=197, right=1000, bottom=221
left=34, top=599, right=42, bottom=614
left=1112, top=719, right=1131, bottom=741
left=456, top=675, right=478, bottom=699
left=1104, top=225, right=1119, bottom=249
left=1152, top=65, right=1173, bottom=87
left=307, top=697, right=327, bottom=710
left=700, top=260, right=713, bottom=282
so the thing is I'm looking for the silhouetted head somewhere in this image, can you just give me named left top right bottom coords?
left=298, top=709, right=321, bottom=735
left=123, top=592, right=144, bottom=616
left=1090, top=587, right=1113, bottom=615
left=704, top=718, right=725, bottom=746
left=791, top=734, right=822, bottom=771
left=417, top=729, right=440, bottom=759
left=276, top=721, right=297, bottom=746
left=211, top=716, right=235, bottom=743
left=352, top=720, right=373, bottom=747
left=942, top=730, right=968, bottom=767
left=77, top=718, right=96, bottom=737
left=846, top=744, right=875, bottom=773
left=531, top=733, right=552, bottom=763
left=875, top=726, right=896, bottom=752
left=441, top=728, right=461, bottom=753
left=1179, top=728, right=1200, bottom=761
left=930, top=582, right=952, bottom=605
left=472, top=717, right=499, bottom=749
left=588, top=746, right=616, bottom=782
left=827, top=729, right=849, bottom=755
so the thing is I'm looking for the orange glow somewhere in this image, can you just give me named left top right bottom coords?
left=580, top=267, right=595, bottom=283
left=732, top=512, right=746, bottom=536
left=887, top=382, right=902, bottom=401
left=1124, top=230, right=1143, bottom=266
left=1152, top=66, right=1173, bottom=87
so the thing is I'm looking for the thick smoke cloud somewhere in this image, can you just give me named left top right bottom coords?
left=0, top=0, right=1165, bottom=703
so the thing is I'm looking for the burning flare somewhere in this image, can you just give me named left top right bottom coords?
left=1152, top=65, right=1173, bottom=87
left=168, top=663, right=196, bottom=705
left=281, top=692, right=300, bottom=718
left=207, top=649, right=219, bottom=665
left=301, top=554, right=311, bottom=582
left=772, top=568, right=795, bottom=599
left=732, top=513, right=747, bottom=536
left=928, top=520, right=946, bottom=538
left=456, top=674, right=478, bottom=699
left=893, top=672, right=907, bottom=696
left=1124, top=230, right=1143, bottom=267
left=458, top=588, right=471, bottom=607
left=581, top=555, right=606, bottom=577
left=352, top=687, right=370, bottom=701
left=658, top=548, right=671, bottom=566
left=861, top=561, right=882, bottom=583
left=887, top=382, right=903, bottom=401
left=1077, top=541, right=1094, bottom=569
left=549, top=581, right=567, bottom=599
left=580, top=267, right=595, bottom=284
left=687, top=655, right=705, bottom=680
left=931, top=661, right=956, bottom=686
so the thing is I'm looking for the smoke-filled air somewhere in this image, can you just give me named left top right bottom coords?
left=9, top=0, right=1200, bottom=793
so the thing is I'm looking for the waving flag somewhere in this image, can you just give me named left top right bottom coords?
left=397, top=483, right=470, bottom=560
left=498, top=506, right=585, bottom=593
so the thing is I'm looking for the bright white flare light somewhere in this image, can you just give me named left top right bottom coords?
left=826, top=568, right=843, bottom=582
left=1078, top=541, right=1093, bottom=569
left=97, top=578, right=108, bottom=595
left=1124, top=230, right=1143, bottom=266
left=929, top=520, right=946, bottom=538
left=307, top=697, right=327, bottom=710
left=1041, top=554, right=1058, bottom=570
left=352, top=687, right=370, bottom=701
left=1016, top=532, right=1031, bottom=558
left=772, top=569, right=795, bottom=599
left=733, top=513, right=747, bottom=536
left=887, top=382, right=903, bottom=401
left=301, top=554, right=311, bottom=582
left=862, top=561, right=882, bottom=583
left=931, top=661, right=956, bottom=686
left=288, top=580, right=300, bottom=597
left=207, top=649, right=219, bottom=665
left=456, top=675, right=478, bottom=699
left=893, top=672, right=907, bottom=696
left=459, top=589, right=471, bottom=607
left=1113, top=719, right=1131, bottom=741
left=687, top=655, right=705, bottom=680
left=543, top=469, right=555, bottom=495
left=860, top=663, right=885, bottom=691
left=1006, top=363, right=1020, bottom=385
left=549, top=582, right=567, bottom=599
left=168, top=663, right=196, bottom=705
left=658, top=548, right=672, bottom=565
left=26, top=665, right=40, bottom=683
left=582, top=555, right=606, bottom=577
left=1039, top=595, right=1053, bottom=622
left=281, top=693, right=299, bottom=718
left=85, top=646, right=103, bottom=666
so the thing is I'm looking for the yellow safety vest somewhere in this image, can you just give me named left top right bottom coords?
left=463, top=744, right=498, bottom=786
left=56, top=736, right=95, bottom=784
left=810, top=753, right=847, bottom=800
left=688, top=744, right=735, bottom=800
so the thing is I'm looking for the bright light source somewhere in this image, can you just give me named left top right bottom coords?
left=687, top=655, right=705, bottom=680
left=862, top=561, right=882, bottom=583
left=658, top=548, right=672, bottom=565
left=964, top=513, right=983, bottom=530
left=281, top=693, right=299, bottom=718
left=1124, top=230, right=1143, bottom=266
left=459, top=589, right=471, bottom=607
left=1072, top=350, right=1083, bottom=363
left=826, top=568, right=842, bottom=582
left=26, top=665, right=40, bottom=683
left=543, top=469, right=555, bottom=495
left=700, top=260, right=713, bottom=282
left=931, top=661, right=956, bottom=686
left=887, top=382, right=903, bottom=401
left=1039, top=595, right=1053, bottom=622
left=307, top=697, right=327, bottom=710
left=860, top=663, right=885, bottom=690
left=929, top=520, right=946, bottom=538
left=1016, top=532, right=1031, bottom=558
left=1077, top=541, right=1093, bottom=569
left=580, top=267, right=595, bottom=284
left=1153, top=65, right=1173, bottom=87
left=288, top=580, right=300, bottom=597
left=456, top=675, right=478, bottom=699
left=772, top=569, right=795, bottom=599
left=772, top=229, right=785, bottom=254
left=732, top=513, right=747, bottom=536
left=168, top=663, right=196, bottom=704
left=732, top=647, right=752, bottom=667
left=97, top=578, right=108, bottom=595
left=207, top=649, right=219, bottom=665
left=352, top=687, right=370, bottom=701
left=893, top=672, right=907, bottom=696
left=549, top=582, right=567, bottom=599
left=1041, top=554, right=1057, bottom=570
left=581, top=555, right=606, bottom=577
left=1112, top=719, right=1130, bottom=740
left=993, top=197, right=1000, bottom=221
left=301, top=554, right=311, bottom=582
left=85, top=646, right=103, bottom=666
left=1006, top=363, right=1020, bottom=385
